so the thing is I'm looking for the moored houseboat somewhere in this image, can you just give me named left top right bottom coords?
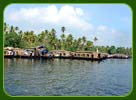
left=4, top=47, right=130, bottom=60
left=71, top=51, right=102, bottom=60
left=107, top=54, right=130, bottom=59
left=4, top=47, right=53, bottom=59
left=50, top=50, right=72, bottom=58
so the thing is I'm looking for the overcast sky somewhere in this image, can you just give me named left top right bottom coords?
left=4, top=4, right=132, bottom=47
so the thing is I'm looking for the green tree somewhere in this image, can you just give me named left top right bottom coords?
left=77, top=38, right=82, bottom=50
left=4, top=22, right=9, bottom=33
left=4, top=32, right=25, bottom=48
left=15, top=26, right=19, bottom=33
left=4, top=23, right=132, bottom=55
left=61, top=26, right=65, bottom=33
left=10, top=25, right=14, bottom=33
left=81, top=36, right=87, bottom=50
left=66, top=34, right=73, bottom=50
left=93, top=37, right=98, bottom=46
left=108, top=46, right=116, bottom=54
left=60, top=33, right=66, bottom=50
left=85, top=41, right=93, bottom=51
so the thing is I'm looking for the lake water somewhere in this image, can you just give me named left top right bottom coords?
left=4, top=58, right=132, bottom=96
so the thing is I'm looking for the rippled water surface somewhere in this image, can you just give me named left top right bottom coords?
left=4, top=58, right=132, bottom=96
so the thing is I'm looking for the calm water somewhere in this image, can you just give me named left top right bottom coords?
left=4, top=58, right=132, bottom=96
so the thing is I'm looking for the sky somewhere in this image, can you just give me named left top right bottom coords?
left=4, top=4, right=132, bottom=47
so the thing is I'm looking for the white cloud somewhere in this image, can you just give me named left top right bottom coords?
left=5, top=4, right=132, bottom=47
left=75, top=8, right=84, bottom=16
left=94, top=27, right=132, bottom=47
left=7, top=5, right=94, bottom=32
left=97, top=25, right=108, bottom=33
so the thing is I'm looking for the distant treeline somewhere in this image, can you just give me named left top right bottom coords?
left=4, top=23, right=132, bottom=55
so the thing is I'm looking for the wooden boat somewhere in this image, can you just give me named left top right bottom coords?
left=4, top=55, right=53, bottom=59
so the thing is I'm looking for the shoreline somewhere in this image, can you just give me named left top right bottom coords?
left=4, top=53, right=131, bottom=61
left=4, top=47, right=131, bottom=61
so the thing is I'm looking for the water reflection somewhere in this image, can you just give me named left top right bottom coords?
left=4, top=58, right=132, bottom=96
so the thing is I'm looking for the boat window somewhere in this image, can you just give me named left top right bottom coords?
left=91, top=54, right=94, bottom=58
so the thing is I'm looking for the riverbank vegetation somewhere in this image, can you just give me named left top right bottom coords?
left=4, top=23, right=132, bottom=55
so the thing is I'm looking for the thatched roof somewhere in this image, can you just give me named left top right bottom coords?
left=51, top=50, right=71, bottom=53
left=75, top=51, right=96, bottom=53
left=4, top=47, right=14, bottom=50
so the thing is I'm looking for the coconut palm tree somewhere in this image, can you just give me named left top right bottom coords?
left=93, top=37, right=98, bottom=46
left=50, top=28, right=57, bottom=49
left=29, top=31, right=36, bottom=46
left=15, top=26, right=19, bottom=33
left=51, top=28, right=56, bottom=39
left=86, top=41, right=93, bottom=50
left=4, top=22, right=9, bottom=33
left=10, top=25, right=14, bottom=33
left=81, top=36, right=87, bottom=50
left=66, top=34, right=73, bottom=50
left=58, top=39, right=61, bottom=49
left=19, top=30, right=23, bottom=35
left=77, top=38, right=82, bottom=50
left=61, top=26, right=65, bottom=34
left=60, top=33, right=66, bottom=50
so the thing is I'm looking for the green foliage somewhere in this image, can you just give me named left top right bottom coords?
left=4, top=32, right=25, bottom=48
left=4, top=23, right=132, bottom=55
left=107, top=46, right=116, bottom=54
left=94, top=46, right=132, bottom=56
